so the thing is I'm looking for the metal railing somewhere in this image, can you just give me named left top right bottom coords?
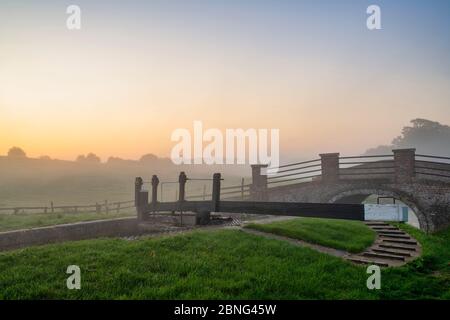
left=338, top=154, right=395, bottom=178
left=266, top=158, right=322, bottom=187
left=415, top=154, right=450, bottom=179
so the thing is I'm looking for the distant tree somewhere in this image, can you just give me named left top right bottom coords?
left=85, top=153, right=101, bottom=163
left=76, top=153, right=101, bottom=163
left=39, top=155, right=52, bottom=160
left=365, top=119, right=450, bottom=156
left=7, top=147, right=27, bottom=158
left=140, top=153, right=158, bottom=163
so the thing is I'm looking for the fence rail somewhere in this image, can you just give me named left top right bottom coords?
left=185, top=178, right=251, bottom=201
left=0, top=200, right=135, bottom=215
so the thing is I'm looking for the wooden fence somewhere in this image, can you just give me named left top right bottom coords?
left=0, top=200, right=135, bottom=215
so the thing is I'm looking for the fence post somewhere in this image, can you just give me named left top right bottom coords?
left=203, top=185, right=206, bottom=201
left=104, top=200, right=109, bottom=214
left=212, top=173, right=221, bottom=212
left=320, top=153, right=340, bottom=183
left=250, top=165, right=268, bottom=201
left=51, top=201, right=54, bottom=213
left=241, top=178, right=245, bottom=200
left=393, top=148, right=416, bottom=183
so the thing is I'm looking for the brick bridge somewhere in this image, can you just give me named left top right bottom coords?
left=250, top=149, right=450, bottom=233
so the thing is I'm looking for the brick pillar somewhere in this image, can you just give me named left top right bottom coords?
left=393, top=148, right=416, bottom=183
left=320, top=153, right=340, bottom=183
left=250, top=164, right=268, bottom=201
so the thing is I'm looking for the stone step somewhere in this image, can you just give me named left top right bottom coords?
left=379, top=234, right=411, bottom=240
left=371, top=226, right=398, bottom=230
left=371, top=248, right=412, bottom=257
left=363, top=251, right=405, bottom=261
left=381, top=238, right=418, bottom=245
left=377, top=230, right=407, bottom=235
left=347, top=257, right=389, bottom=267
left=365, top=222, right=390, bottom=226
left=379, top=243, right=417, bottom=251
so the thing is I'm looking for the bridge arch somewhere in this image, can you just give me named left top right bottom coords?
left=327, top=187, right=428, bottom=231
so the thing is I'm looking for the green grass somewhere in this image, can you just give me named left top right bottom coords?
left=0, top=223, right=448, bottom=299
left=0, top=211, right=134, bottom=232
left=0, top=229, right=376, bottom=299
left=245, top=218, right=376, bottom=253
left=379, top=223, right=450, bottom=299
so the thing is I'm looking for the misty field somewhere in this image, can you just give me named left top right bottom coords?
left=0, top=223, right=448, bottom=299
left=0, top=211, right=134, bottom=232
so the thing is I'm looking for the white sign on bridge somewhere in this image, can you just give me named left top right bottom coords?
left=364, top=204, right=408, bottom=222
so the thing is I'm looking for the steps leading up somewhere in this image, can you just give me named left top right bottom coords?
left=348, top=222, right=421, bottom=267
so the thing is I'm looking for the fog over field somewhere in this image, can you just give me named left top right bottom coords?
left=1, top=118, right=449, bottom=207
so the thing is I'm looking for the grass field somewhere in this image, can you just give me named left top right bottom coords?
left=0, top=211, right=134, bottom=232
left=245, top=218, right=376, bottom=253
left=0, top=222, right=449, bottom=299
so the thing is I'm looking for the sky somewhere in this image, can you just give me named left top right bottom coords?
left=1, top=0, right=450, bottom=163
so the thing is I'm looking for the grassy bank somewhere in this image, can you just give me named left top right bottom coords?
left=245, top=217, right=376, bottom=253
left=0, top=222, right=448, bottom=299
left=0, top=229, right=375, bottom=299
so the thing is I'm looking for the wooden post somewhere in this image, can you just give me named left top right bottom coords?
left=151, top=175, right=159, bottom=207
left=212, top=173, right=221, bottom=212
left=178, top=172, right=187, bottom=226
left=241, top=178, right=245, bottom=200
left=135, top=177, right=143, bottom=206
left=96, top=202, right=101, bottom=214
left=105, top=200, right=109, bottom=214
left=135, top=177, right=144, bottom=220
left=178, top=172, right=187, bottom=202
left=203, top=185, right=206, bottom=201
left=51, top=201, right=54, bottom=213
